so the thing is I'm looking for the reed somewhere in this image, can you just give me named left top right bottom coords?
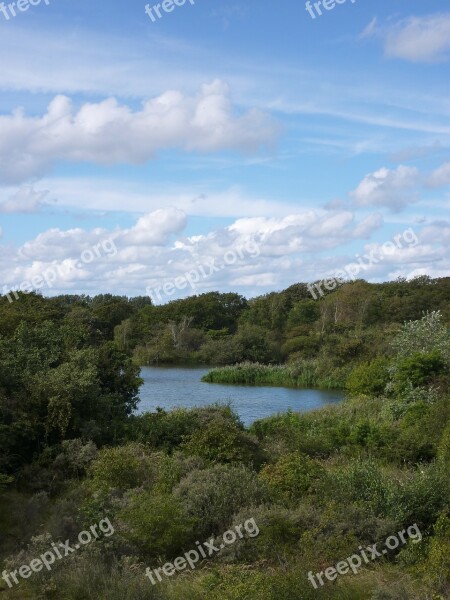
left=201, top=361, right=344, bottom=389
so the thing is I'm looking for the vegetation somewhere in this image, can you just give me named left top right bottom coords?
left=119, top=279, right=450, bottom=391
left=0, top=279, right=449, bottom=599
left=202, top=361, right=343, bottom=388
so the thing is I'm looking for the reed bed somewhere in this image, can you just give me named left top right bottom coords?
left=201, top=361, right=343, bottom=389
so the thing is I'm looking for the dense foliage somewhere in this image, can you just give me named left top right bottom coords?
left=0, top=279, right=449, bottom=599
left=118, top=278, right=450, bottom=379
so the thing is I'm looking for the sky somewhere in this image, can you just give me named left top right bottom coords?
left=0, top=0, right=449, bottom=302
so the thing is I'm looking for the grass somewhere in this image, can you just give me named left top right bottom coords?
left=201, top=361, right=345, bottom=390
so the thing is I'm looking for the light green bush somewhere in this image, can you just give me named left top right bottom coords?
left=174, top=464, right=267, bottom=538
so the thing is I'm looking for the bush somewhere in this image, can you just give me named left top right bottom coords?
left=198, top=336, right=245, bottom=365
left=88, top=444, right=177, bottom=493
left=392, top=351, right=447, bottom=394
left=437, top=421, right=450, bottom=465
left=318, top=458, right=392, bottom=517
left=259, top=453, right=324, bottom=505
left=422, top=513, right=450, bottom=591
left=181, top=416, right=264, bottom=466
left=128, top=405, right=242, bottom=453
left=386, top=463, right=450, bottom=529
left=219, top=505, right=309, bottom=564
left=174, top=464, right=267, bottom=538
left=119, top=490, right=194, bottom=558
left=346, top=357, right=390, bottom=395
left=391, top=311, right=450, bottom=361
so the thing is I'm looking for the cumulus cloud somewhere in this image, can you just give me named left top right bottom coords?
left=421, top=220, right=450, bottom=246
left=0, top=80, right=280, bottom=184
left=18, top=207, right=187, bottom=262
left=350, top=165, right=420, bottom=211
left=0, top=185, right=51, bottom=213
left=1, top=214, right=447, bottom=300
left=121, top=209, right=187, bottom=246
left=0, top=207, right=402, bottom=300
left=351, top=213, right=384, bottom=238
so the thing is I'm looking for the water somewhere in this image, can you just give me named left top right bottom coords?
left=137, top=367, right=345, bottom=427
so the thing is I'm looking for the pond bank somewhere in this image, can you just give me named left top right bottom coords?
left=201, top=362, right=346, bottom=390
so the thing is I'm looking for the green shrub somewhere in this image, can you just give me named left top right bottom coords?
left=393, top=352, right=447, bottom=394
left=346, top=357, right=390, bottom=395
left=437, top=420, right=450, bottom=465
left=318, top=458, right=392, bottom=517
left=386, top=463, right=450, bottom=529
left=119, top=490, right=193, bottom=558
left=259, top=453, right=324, bottom=505
left=391, top=311, right=450, bottom=361
left=181, top=416, right=264, bottom=466
left=422, top=513, right=450, bottom=591
left=88, top=444, right=177, bottom=493
left=128, top=405, right=242, bottom=453
left=174, top=464, right=267, bottom=538
left=219, top=505, right=309, bottom=564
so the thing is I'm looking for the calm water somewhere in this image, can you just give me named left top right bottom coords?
left=137, top=367, right=345, bottom=426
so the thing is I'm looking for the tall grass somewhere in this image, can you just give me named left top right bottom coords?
left=201, top=361, right=344, bottom=389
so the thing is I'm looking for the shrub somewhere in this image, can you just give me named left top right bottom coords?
left=386, top=463, right=450, bottom=529
left=392, top=352, right=447, bottom=394
left=218, top=505, right=309, bottom=564
left=318, top=458, right=392, bottom=517
left=88, top=444, right=177, bottom=493
left=174, top=464, right=267, bottom=538
left=422, top=513, right=450, bottom=591
left=437, top=421, right=450, bottom=465
left=259, top=453, right=324, bottom=505
left=181, top=416, right=264, bottom=466
left=346, top=357, right=390, bottom=395
left=128, top=405, right=242, bottom=453
left=119, top=490, right=193, bottom=558
left=391, top=311, right=450, bottom=361
left=52, top=439, right=98, bottom=478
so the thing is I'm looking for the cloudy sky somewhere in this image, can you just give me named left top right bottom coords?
left=1, top=0, right=449, bottom=301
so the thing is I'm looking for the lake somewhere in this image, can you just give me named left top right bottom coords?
left=137, top=367, right=345, bottom=426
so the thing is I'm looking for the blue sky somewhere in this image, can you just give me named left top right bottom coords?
left=0, top=0, right=449, bottom=301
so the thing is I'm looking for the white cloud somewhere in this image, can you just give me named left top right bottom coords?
left=0, top=184, right=51, bottom=213
left=421, top=220, right=450, bottom=246
left=350, top=166, right=420, bottom=211
left=0, top=81, right=279, bottom=184
left=351, top=213, right=384, bottom=238
left=121, top=209, right=187, bottom=246
left=427, top=161, right=450, bottom=188
left=366, top=13, right=450, bottom=63
left=17, top=207, right=187, bottom=262
left=0, top=207, right=411, bottom=299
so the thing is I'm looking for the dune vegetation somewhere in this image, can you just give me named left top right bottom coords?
left=0, top=282, right=449, bottom=599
